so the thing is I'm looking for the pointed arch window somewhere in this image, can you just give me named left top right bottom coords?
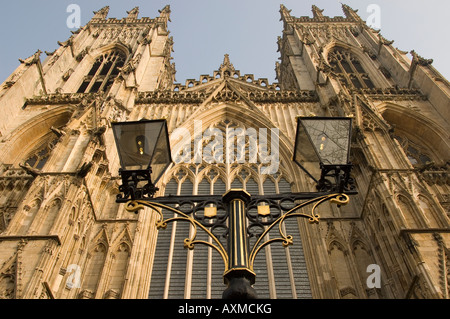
left=148, top=119, right=312, bottom=299
left=328, top=48, right=375, bottom=89
left=393, top=135, right=432, bottom=166
left=77, top=51, right=125, bottom=94
left=82, top=243, right=107, bottom=293
left=24, top=136, right=58, bottom=170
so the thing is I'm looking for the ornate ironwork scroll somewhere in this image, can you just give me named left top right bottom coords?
left=125, top=199, right=229, bottom=271
left=123, top=192, right=350, bottom=275
left=246, top=193, right=349, bottom=270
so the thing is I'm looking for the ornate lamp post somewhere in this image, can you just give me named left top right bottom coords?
left=112, top=119, right=172, bottom=200
left=293, top=116, right=354, bottom=193
left=112, top=117, right=356, bottom=299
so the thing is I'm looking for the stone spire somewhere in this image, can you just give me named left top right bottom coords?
left=219, top=54, right=235, bottom=77
left=311, top=5, right=325, bottom=19
left=341, top=3, right=362, bottom=21
left=126, top=7, right=139, bottom=19
left=158, top=5, right=171, bottom=22
left=280, top=4, right=292, bottom=21
left=92, top=6, right=109, bottom=19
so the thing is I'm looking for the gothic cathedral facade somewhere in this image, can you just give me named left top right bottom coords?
left=0, top=5, right=449, bottom=299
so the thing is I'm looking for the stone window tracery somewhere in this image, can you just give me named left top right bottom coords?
left=149, top=162, right=312, bottom=299
left=24, top=136, right=58, bottom=170
left=148, top=120, right=312, bottom=299
left=394, top=135, right=432, bottom=166
left=77, top=51, right=125, bottom=94
left=328, top=47, right=375, bottom=89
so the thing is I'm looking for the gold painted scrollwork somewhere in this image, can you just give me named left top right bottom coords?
left=248, top=193, right=349, bottom=270
left=125, top=200, right=229, bottom=271
left=125, top=193, right=350, bottom=275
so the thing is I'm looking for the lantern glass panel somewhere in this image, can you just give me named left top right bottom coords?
left=293, top=117, right=352, bottom=182
left=112, top=119, right=172, bottom=184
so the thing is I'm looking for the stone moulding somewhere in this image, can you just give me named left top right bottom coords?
left=135, top=89, right=318, bottom=104
left=356, top=87, right=427, bottom=101
left=22, top=89, right=318, bottom=108
left=23, top=93, right=98, bottom=108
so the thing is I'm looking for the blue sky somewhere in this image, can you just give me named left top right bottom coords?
left=1, top=1, right=449, bottom=84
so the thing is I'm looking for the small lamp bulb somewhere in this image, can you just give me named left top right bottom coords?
left=320, top=136, right=326, bottom=151
left=136, top=136, right=145, bottom=155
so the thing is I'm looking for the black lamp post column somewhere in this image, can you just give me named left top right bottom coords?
left=222, top=189, right=258, bottom=299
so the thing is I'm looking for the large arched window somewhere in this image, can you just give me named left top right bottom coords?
left=328, top=47, right=375, bottom=89
left=24, top=134, right=58, bottom=170
left=77, top=51, right=125, bottom=94
left=393, top=135, right=432, bottom=166
left=148, top=120, right=312, bottom=299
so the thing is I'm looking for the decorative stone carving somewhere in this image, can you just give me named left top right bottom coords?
left=18, top=50, right=42, bottom=66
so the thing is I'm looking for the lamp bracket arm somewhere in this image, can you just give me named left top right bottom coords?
left=248, top=193, right=349, bottom=270
left=125, top=200, right=229, bottom=271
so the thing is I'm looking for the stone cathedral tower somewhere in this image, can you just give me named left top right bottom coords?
left=0, top=4, right=448, bottom=300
